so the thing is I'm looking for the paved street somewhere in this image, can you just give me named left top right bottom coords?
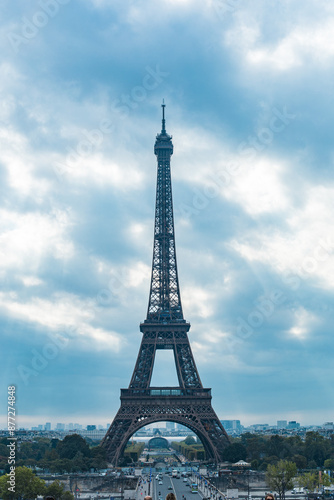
left=136, top=473, right=201, bottom=500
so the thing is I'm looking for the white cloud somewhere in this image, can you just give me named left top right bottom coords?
left=54, top=152, right=145, bottom=190
left=0, top=127, right=50, bottom=197
left=21, top=276, right=43, bottom=287
left=288, top=307, right=318, bottom=339
left=229, top=185, right=334, bottom=289
left=224, top=10, right=334, bottom=72
left=192, top=334, right=268, bottom=374
left=0, top=209, right=74, bottom=273
left=182, top=285, right=215, bottom=318
left=0, top=292, right=123, bottom=351
left=94, top=258, right=150, bottom=293
left=246, top=21, right=334, bottom=71
left=223, top=157, right=289, bottom=215
left=173, top=121, right=291, bottom=216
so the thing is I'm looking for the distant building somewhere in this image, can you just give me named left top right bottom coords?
left=87, top=425, right=96, bottom=431
left=56, top=423, right=65, bottom=430
left=166, top=422, right=175, bottom=431
left=44, top=422, right=51, bottom=431
left=175, top=423, right=187, bottom=431
left=149, top=436, right=169, bottom=450
left=31, top=425, right=43, bottom=431
left=221, top=420, right=242, bottom=433
left=323, top=422, right=334, bottom=430
left=277, top=420, right=287, bottom=429
left=250, top=423, right=269, bottom=431
left=76, top=429, right=106, bottom=440
left=287, top=421, right=300, bottom=429
left=134, top=430, right=148, bottom=436
left=74, top=423, right=82, bottom=430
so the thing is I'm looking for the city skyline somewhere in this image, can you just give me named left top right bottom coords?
left=1, top=415, right=333, bottom=431
left=1, top=1, right=334, bottom=430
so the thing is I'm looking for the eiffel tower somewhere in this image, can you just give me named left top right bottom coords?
left=102, top=103, right=230, bottom=464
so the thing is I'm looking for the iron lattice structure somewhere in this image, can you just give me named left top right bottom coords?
left=102, top=104, right=230, bottom=464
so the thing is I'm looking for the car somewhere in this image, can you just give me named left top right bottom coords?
left=168, top=487, right=173, bottom=490
left=183, top=478, right=188, bottom=482
left=159, top=481, right=163, bottom=485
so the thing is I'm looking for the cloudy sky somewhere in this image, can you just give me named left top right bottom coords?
left=1, top=0, right=334, bottom=430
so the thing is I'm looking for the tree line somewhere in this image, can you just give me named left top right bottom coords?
left=0, top=434, right=107, bottom=474
left=171, top=436, right=205, bottom=461
left=0, top=431, right=333, bottom=474
left=223, top=432, right=334, bottom=470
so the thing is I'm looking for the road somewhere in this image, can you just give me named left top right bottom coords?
left=137, top=471, right=308, bottom=500
left=149, top=473, right=201, bottom=500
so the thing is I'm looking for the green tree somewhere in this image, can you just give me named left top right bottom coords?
left=291, top=455, right=307, bottom=470
left=72, top=451, right=88, bottom=472
left=119, top=456, right=132, bottom=466
left=266, top=460, right=297, bottom=500
left=298, top=472, right=318, bottom=493
left=241, top=433, right=266, bottom=461
left=324, top=459, right=334, bottom=470
left=263, top=455, right=280, bottom=466
left=44, top=448, right=60, bottom=461
left=0, top=443, right=9, bottom=458
left=185, top=436, right=196, bottom=445
left=62, top=492, right=75, bottom=500
left=51, top=438, right=60, bottom=448
left=0, top=466, right=46, bottom=500
left=90, top=445, right=107, bottom=470
left=285, top=436, right=304, bottom=460
left=49, top=459, right=72, bottom=474
left=45, top=480, right=65, bottom=499
left=267, top=436, right=287, bottom=459
left=320, top=472, right=333, bottom=488
left=57, top=434, right=91, bottom=460
left=222, top=443, right=247, bottom=462
left=304, top=432, right=330, bottom=467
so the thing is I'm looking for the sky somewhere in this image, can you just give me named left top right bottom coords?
left=1, top=0, right=334, bottom=430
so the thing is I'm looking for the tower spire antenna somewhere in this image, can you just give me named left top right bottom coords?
left=161, top=99, right=166, bottom=133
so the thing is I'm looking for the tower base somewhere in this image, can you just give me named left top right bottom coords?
left=102, top=387, right=230, bottom=465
